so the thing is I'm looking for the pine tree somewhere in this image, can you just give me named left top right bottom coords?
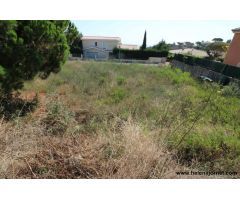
left=0, top=20, right=80, bottom=94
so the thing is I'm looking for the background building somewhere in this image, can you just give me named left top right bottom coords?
left=82, top=36, right=121, bottom=59
left=224, top=27, right=240, bottom=67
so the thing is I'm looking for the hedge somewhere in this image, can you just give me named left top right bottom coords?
left=173, top=54, right=240, bottom=80
left=112, top=48, right=169, bottom=60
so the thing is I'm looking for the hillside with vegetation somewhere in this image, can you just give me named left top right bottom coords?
left=0, top=61, right=239, bottom=178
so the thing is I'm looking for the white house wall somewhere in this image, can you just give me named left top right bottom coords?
left=82, top=39, right=120, bottom=51
left=83, top=48, right=109, bottom=59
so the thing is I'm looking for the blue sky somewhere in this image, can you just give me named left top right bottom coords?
left=73, top=20, right=240, bottom=46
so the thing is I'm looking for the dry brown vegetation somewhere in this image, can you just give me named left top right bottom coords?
left=0, top=96, right=192, bottom=178
left=0, top=109, right=189, bottom=178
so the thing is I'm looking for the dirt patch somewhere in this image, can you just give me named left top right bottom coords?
left=19, top=91, right=36, bottom=101
left=17, top=90, right=47, bottom=118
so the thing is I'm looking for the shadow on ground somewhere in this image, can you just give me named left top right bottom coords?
left=0, top=94, right=38, bottom=120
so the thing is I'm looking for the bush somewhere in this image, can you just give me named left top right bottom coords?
left=168, top=130, right=240, bottom=171
left=109, top=88, right=127, bottom=104
left=42, top=99, right=74, bottom=135
left=157, top=67, right=195, bottom=85
left=221, top=82, right=240, bottom=98
left=112, top=48, right=169, bottom=60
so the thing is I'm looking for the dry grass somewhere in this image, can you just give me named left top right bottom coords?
left=97, top=118, right=188, bottom=178
left=0, top=113, right=189, bottom=178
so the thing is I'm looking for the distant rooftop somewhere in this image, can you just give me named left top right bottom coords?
left=232, top=27, right=240, bottom=33
left=82, top=36, right=121, bottom=41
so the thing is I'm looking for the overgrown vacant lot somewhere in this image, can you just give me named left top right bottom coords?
left=0, top=61, right=240, bottom=178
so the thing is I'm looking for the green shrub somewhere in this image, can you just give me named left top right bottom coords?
left=42, top=99, right=74, bottom=135
left=109, top=88, right=127, bottom=104
left=168, top=130, right=240, bottom=170
left=116, top=76, right=126, bottom=86
left=157, top=67, right=194, bottom=85
left=221, top=82, right=240, bottom=98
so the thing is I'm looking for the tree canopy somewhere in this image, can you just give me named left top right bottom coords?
left=0, top=20, right=80, bottom=94
left=195, top=41, right=210, bottom=50
left=212, top=38, right=224, bottom=42
left=226, top=39, right=232, bottom=44
left=206, top=41, right=228, bottom=59
left=65, top=21, right=80, bottom=46
left=151, top=40, right=170, bottom=51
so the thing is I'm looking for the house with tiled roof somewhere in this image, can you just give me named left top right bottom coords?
left=82, top=36, right=139, bottom=59
left=82, top=36, right=121, bottom=59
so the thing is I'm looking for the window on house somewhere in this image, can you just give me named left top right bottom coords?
left=95, top=42, right=97, bottom=47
